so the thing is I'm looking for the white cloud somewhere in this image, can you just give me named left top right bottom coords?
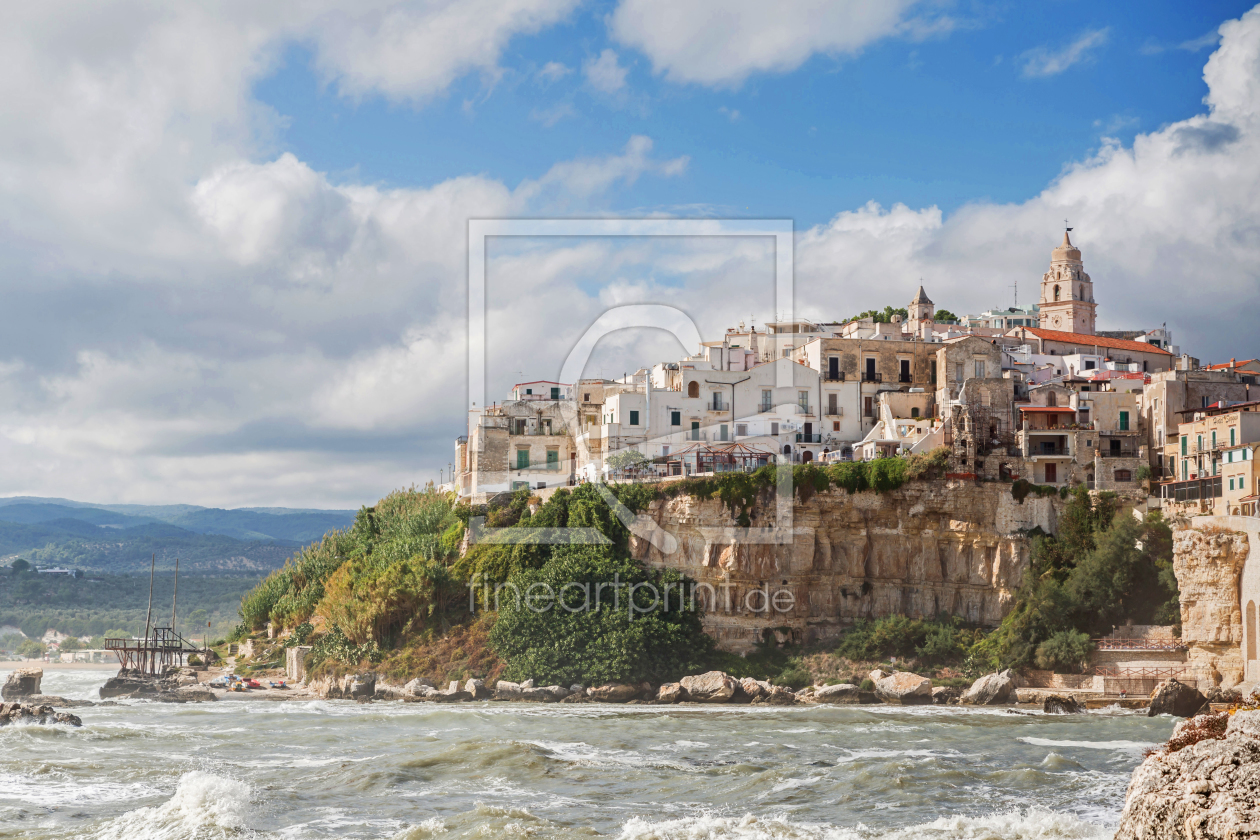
left=584, top=49, right=629, bottom=94
left=537, top=60, right=571, bottom=82
left=718, top=106, right=741, bottom=121
left=530, top=102, right=577, bottom=126
left=609, top=0, right=937, bottom=87
left=1021, top=27, right=1109, bottom=77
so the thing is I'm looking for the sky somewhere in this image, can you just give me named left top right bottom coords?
left=0, top=0, right=1258, bottom=508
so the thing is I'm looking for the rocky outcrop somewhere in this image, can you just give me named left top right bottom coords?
left=657, top=682, right=684, bottom=703
left=630, top=481, right=1060, bottom=652
left=0, top=702, right=81, bottom=727
left=348, top=673, right=376, bottom=700
left=1174, top=528, right=1250, bottom=689
left=1148, top=679, right=1209, bottom=718
left=931, top=686, right=961, bottom=705
left=680, top=671, right=738, bottom=703
left=587, top=683, right=641, bottom=703
left=465, top=678, right=492, bottom=700
left=960, top=670, right=1016, bottom=705
left=1043, top=694, right=1085, bottom=714
left=874, top=671, right=932, bottom=705
left=99, top=670, right=174, bottom=699
left=1114, top=710, right=1260, bottom=839
left=2, top=667, right=42, bottom=700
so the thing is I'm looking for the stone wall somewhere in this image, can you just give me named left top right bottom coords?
left=1174, top=526, right=1250, bottom=688
left=630, top=479, right=1061, bottom=652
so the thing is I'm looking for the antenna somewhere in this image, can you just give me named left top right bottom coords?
left=1064, top=219, right=1073, bottom=232
left=1011, top=279, right=1018, bottom=308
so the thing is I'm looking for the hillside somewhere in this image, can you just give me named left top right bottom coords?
left=0, top=497, right=357, bottom=574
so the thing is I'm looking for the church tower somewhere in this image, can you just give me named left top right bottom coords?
left=1038, top=230, right=1096, bottom=335
left=907, top=284, right=934, bottom=338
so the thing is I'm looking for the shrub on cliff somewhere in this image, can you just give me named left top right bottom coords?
left=835, top=615, right=980, bottom=665
left=1034, top=629, right=1094, bottom=672
left=488, top=544, right=712, bottom=686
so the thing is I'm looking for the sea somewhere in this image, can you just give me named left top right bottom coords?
left=0, top=669, right=1175, bottom=840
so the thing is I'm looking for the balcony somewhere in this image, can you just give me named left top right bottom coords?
left=1028, top=445, right=1071, bottom=457
left=1098, top=448, right=1140, bottom=459
left=796, top=404, right=813, bottom=416
left=758, top=402, right=773, bottom=413
left=824, top=407, right=842, bottom=416
left=796, top=433, right=822, bottom=443
left=862, top=371, right=882, bottom=383
left=898, top=373, right=912, bottom=384
left=823, top=372, right=845, bottom=382
left=708, top=401, right=729, bottom=413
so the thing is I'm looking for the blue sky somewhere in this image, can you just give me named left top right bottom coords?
left=1, top=1, right=1259, bottom=506
left=255, top=1, right=1245, bottom=226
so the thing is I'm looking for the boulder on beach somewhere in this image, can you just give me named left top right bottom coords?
left=348, top=673, right=377, bottom=700
left=2, top=668, right=42, bottom=700
left=737, top=678, right=771, bottom=702
left=404, top=678, right=435, bottom=696
left=493, top=680, right=523, bottom=700
left=931, top=686, right=961, bottom=705
left=814, top=683, right=862, bottom=704
left=874, top=671, right=932, bottom=705
left=587, top=684, right=639, bottom=703
left=679, top=671, right=738, bottom=703
left=465, top=679, right=492, bottom=700
left=960, top=670, right=1016, bottom=705
left=752, top=685, right=797, bottom=706
left=1148, top=678, right=1208, bottom=718
left=521, top=685, right=569, bottom=702
left=1043, top=694, right=1085, bottom=714
left=657, top=682, right=684, bottom=704
left=100, top=670, right=170, bottom=699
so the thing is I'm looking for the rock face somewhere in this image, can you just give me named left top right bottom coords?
left=1114, top=710, right=1260, bottom=839
left=874, top=671, right=932, bottom=705
left=99, top=670, right=175, bottom=699
left=931, top=686, right=961, bottom=705
left=960, top=670, right=1016, bottom=705
left=587, top=684, right=640, bottom=703
left=493, top=680, right=523, bottom=700
left=2, top=668, right=42, bottom=700
left=348, top=673, right=376, bottom=700
left=0, top=702, right=82, bottom=727
left=680, top=671, right=738, bottom=703
left=465, top=679, right=492, bottom=700
left=657, top=682, right=685, bottom=703
left=1148, top=679, right=1209, bottom=718
left=630, top=481, right=1060, bottom=652
left=1043, top=694, right=1085, bottom=714
left=1174, top=528, right=1250, bottom=689
left=814, top=683, right=862, bottom=704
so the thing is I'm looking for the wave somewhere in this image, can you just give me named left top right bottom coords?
left=87, top=771, right=252, bottom=840
left=1018, top=737, right=1151, bottom=751
left=616, top=807, right=1110, bottom=839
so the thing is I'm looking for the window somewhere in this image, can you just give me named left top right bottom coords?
left=546, top=449, right=559, bottom=471
left=736, top=423, right=747, bottom=437
left=955, top=363, right=963, bottom=383
left=930, top=360, right=937, bottom=385
left=1045, top=463, right=1057, bottom=483
left=974, top=360, right=985, bottom=378
left=828, top=357, right=839, bottom=380
left=1115, top=469, right=1132, bottom=482
left=1181, top=436, right=1187, bottom=456
left=712, top=392, right=723, bottom=411
left=1203, top=396, right=1210, bottom=408
left=691, top=421, right=700, bottom=440
left=770, top=422, right=779, bottom=436
left=671, top=411, right=680, bottom=426
left=761, top=389, right=772, bottom=411
left=1047, top=391, right=1057, bottom=407
left=583, top=393, right=590, bottom=402
left=688, top=381, right=699, bottom=398
left=1232, top=427, right=1238, bottom=446
left=1183, top=460, right=1189, bottom=480
left=1198, top=434, right=1204, bottom=452
left=864, top=396, right=874, bottom=418
left=1230, top=477, right=1236, bottom=491
left=1053, top=284, right=1060, bottom=301
left=828, top=393, right=838, bottom=415
left=798, top=390, right=809, bottom=412
left=982, top=390, right=992, bottom=407
left=629, top=410, right=639, bottom=426
left=781, top=348, right=791, bottom=358
left=1084, top=360, right=1096, bottom=370
left=719, top=424, right=728, bottom=442
left=1212, top=430, right=1217, bottom=448
left=833, top=421, right=841, bottom=431
left=525, top=388, right=533, bottom=395
left=551, top=387, right=560, bottom=399
left=899, top=359, right=911, bottom=383
left=516, top=449, right=530, bottom=470
left=661, top=445, right=669, bottom=456
left=1119, top=411, right=1129, bottom=432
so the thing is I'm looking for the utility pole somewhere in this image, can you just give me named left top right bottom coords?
left=171, top=557, right=179, bottom=633
left=143, top=552, right=155, bottom=673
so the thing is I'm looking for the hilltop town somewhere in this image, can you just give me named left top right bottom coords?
left=455, top=231, right=1256, bottom=522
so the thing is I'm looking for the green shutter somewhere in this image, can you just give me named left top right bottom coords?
left=516, top=449, right=529, bottom=470
left=1181, top=436, right=1187, bottom=456
left=546, top=450, right=558, bottom=470
left=629, top=410, right=639, bottom=426
left=1232, top=427, right=1237, bottom=446
left=671, top=411, right=680, bottom=426
left=1119, top=411, right=1128, bottom=431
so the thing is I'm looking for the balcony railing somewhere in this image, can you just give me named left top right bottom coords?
left=898, top=373, right=912, bottom=384
left=796, top=433, right=822, bottom=443
left=824, top=372, right=845, bottom=382
left=1029, top=445, right=1071, bottom=456
left=824, top=408, right=842, bottom=416
left=758, top=402, right=772, bottom=413
left=862, top=371, right=882, bottom=383
left=1099, top=449, right=1139, bottom=459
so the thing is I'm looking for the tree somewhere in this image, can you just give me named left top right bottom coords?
left=9, top=559, right=30, bottom=574
left=933, top=309, right=960, bottom=324
left=17, top=638, right=45, bottom=659
left=606, top=449, right=649, bottom=476
left=59, top=637, right=84, bottom=652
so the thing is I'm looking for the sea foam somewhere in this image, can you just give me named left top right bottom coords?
left=89, top=771, right=252, bottom=840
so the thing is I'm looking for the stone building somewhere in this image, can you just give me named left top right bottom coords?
left=1161, top=400, right=1260, bottom=517
left=1037, top=230, right=1096, bottom=334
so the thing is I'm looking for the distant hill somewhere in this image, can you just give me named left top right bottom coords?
left=0, top=497, right=360, bottom=575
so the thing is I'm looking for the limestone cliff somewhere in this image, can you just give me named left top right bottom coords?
left=1174, top=528, right=1250, bottom=689
left=630, top=480, right=1061, bottom=652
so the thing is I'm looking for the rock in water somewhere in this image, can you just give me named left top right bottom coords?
left=1114, top=710, right=1260, bottom=839
left=99, top=670, right=169, bottom=699
left=679, top=671, right=737, bottom=703
left=1148, top=679, right=1208, bottom=718
left=465, top=679, right=492, bottom=700
left=0, top=702, right=82, bottom=726
left=931, top=686, right=961, bottom=706
left=813, top=684, right=862, bottom=704
left=754, top=685, right=797, bottom=706
left=586, top=684, right=639, bottom=703
left=874, top=671, right=932, bottom=705
left=2, top=668, right=42, bottom=700
left=493, top=680, right=522, bottom=701
left=737, top=678, right=770, bottom=702
left=960, top=670, right=1016, bottom=705
left=1043, top=694, right=1085, bottom=714
left=656, top=683, right=684, bottom=704
left=349, top=673, right=377, bottom=700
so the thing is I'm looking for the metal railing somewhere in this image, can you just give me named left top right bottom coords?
left=898, top=373, right=912, bottom=383
left=824, top=372, right=845, bottom=382
left=862, top=371, right=882, bottom=383
left=796, top=433, right=822, bottom=443
left=1099, top=449, right=1139, bottom=459
left=1094, top=638, right=1186, bottom=652
left=758, top=403, right=772, bottom=413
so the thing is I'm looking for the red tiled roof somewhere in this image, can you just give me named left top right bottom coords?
left=1015, top=328, right=1173, bottom=356
left=1205, top=359, right=1260, bottom=370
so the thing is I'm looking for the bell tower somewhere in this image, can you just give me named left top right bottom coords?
left=1038, top=230, right=1096, bottom=335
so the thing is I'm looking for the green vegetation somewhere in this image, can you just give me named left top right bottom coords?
left=834, top=615, right=985, bottom=667
left=933, top=309, right=960, bottom=324
left=848, top=306, right=908, bottom=323
left=979, top=488, right=1178, bottom=671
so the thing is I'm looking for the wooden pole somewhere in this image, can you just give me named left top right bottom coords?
left=143, top=552, right=155, bottom=674
left=171, top=558, right=179, bottom=667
